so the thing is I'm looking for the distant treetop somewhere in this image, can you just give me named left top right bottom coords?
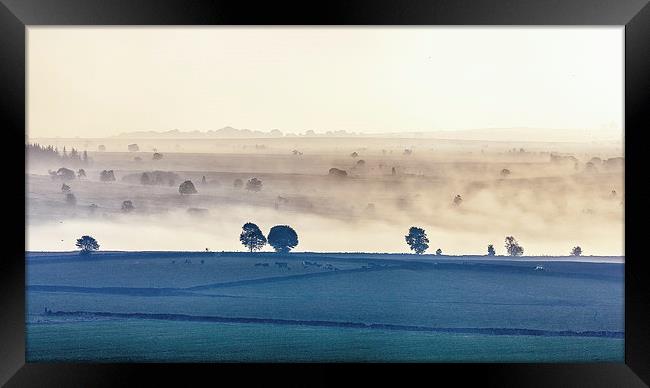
left=240, top=222, right=267, bottom=252
left=75, top=235, right=99, bottom=254
left=405, top=227, right=429, bottom=254
left=179, top=180, right=198, bottom=195
left=267, top=225, right=298, bottom=253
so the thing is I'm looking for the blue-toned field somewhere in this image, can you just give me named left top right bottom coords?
left=26, top=251, right=624, bottom=362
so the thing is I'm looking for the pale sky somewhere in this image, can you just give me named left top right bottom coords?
left=28, top=27, right=623, bottom=138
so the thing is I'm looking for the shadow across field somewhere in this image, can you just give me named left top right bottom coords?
left=39, top=309, right=624, bottom=339
left=27, top=252, right=623, bottom=298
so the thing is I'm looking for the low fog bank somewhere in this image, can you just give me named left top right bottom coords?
left=26, top=137, right=623, bottom=256
left=27, top=211, right=623, bottom=256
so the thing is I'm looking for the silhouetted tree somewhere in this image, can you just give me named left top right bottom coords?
left=453, top=194, right=463, bottom=206
left=51, top=167, right=75, bottom=181
left=153, top=152, right=163, bottom=160
left=76, top=235, right=99, bottom=255
left=405, top=226, right=429, bottom=254
left=391, top=167, right=397, bottom=176
left=66, top=193, right=77, bottom=205
left=350, top=152, right=359, bottom=158
left=233, top=178, right=243, bottom=189
left=571, top=246, right=582, bottom=256
left=356, top=159, right=366, bottom=167
left=435, top=248, right=442, bottom=256
left=500, top=168, right=511, bottom=177
left=61, top=183, right=71, bottom=193
left=328, top=168, right=347, bottom=177
left=82, top=150, right=88, bottom=163
left=240, top=222, right=267, bottom=252
left=77, top=169, right=86, bottom=178
left=121, top=200, right=135, bottom=212
left=179, top=180, right=198, bottom=195
left=505, top=236, right=524, bottom=256
left=246, top=178, right=263, bottom=192
left=100, top=170, right=116, bottom=182
left=267, top=225, right=298, bottom=253
left=487, top=244, right=496, bottom=256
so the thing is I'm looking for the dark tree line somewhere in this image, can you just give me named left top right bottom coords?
left=26, top=143, right=90, bottom=166
left=73, top=230, right=582, bottom=259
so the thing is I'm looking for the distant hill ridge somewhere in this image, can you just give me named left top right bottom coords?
left=113, top=126, right=621, bottom=142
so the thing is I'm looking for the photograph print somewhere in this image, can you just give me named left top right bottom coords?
left=25, top=27, right=624, bottom=362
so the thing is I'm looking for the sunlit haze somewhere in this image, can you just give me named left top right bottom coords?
left=28, top=27, right=623, bottom=139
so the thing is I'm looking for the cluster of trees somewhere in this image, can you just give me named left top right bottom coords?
left=405, top=228, right=584, bottom=257
left=26, top=143, right=90, bottom=166
left=239, top=223, right=298, bottom=253
left=75, top=228, right=584, bottom=257
left=246, top=178, right=263, bottom=192
left=50, top=167, right=87, bottom=181
left=132, top=171, right=178, bottom=186
left=229, top=178, right=263, bottom=191
left=26, top=143, right=61, bottom=162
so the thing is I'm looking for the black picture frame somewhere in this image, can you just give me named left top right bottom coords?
left=2, top=1, right=648, bottom=386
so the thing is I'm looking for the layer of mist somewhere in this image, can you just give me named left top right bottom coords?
left=26, top=136, right=624, bottom=256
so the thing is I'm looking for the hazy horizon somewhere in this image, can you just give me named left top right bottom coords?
left=26, top=27, right=624, bottom=256
left=28, top=27, right=623, bottom=140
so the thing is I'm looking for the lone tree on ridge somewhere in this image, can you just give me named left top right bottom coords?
left=505, top=236, right=524, bottom=256
left=405, top=227, right=429, bottom=254
left=267, top=225, right=298, bottom=253
left=76, top=235, right=99, bottom=255
left=240, top=222, right=267, bottom=252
